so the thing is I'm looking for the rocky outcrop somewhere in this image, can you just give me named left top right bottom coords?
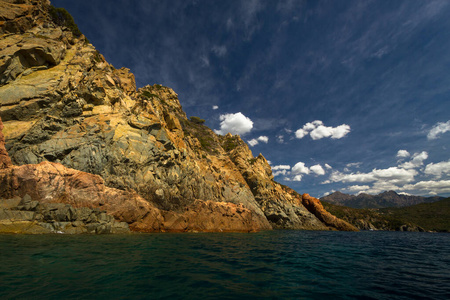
left=0, top=194, right=130, bottom=234
left=301, top=194, right=358, bottom=231
left=0, top=0, right=355, bottom=233
left=0, top=116, right=268, bottom=233
left=220, top=134, right=329, bottom=230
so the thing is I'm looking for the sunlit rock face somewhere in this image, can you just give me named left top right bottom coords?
left=0, top=0, right=356, bottom=232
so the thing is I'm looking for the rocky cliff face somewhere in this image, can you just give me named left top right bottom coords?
left=0, top=0, right=357, bottom=232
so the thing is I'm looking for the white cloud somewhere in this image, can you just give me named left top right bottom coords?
left=328, top=170, right=375, bottom=183
left=292, top=175, right=303, bottom=181
left=427, top=120, right=450, bottom=140
left=295, top=120, right=350, bottom=140
left=325, top=163, right=332, bottom=169
left=323, top=150, right=449, bottom=196
left=327, top=167, right=417, bottom=185
left=212, top=105, right=219, bottom=110
left=295, top=128, right=308, bottom=139
left=424, top=160, right=450, bottom=178
left=403, top=180, right=450, bottom=195
left=343, top=185, right=370, bottom=193
left=292, top=162, right=310, bottom=174
left=310, top=164, right=325, bottom=175
left=371, top=167, right=417, bottom=184
left=258, top=136, right=269, bottom=143
left=247, top=135, right=269, bottom=147
left=346, top=162, right=362, bottom=168
left=396, top=150, right=410, bottom=158
left=322, top=190, right=335, bottom=197
left=272, top=165, right=291, bottom=171
left=399, top=151, right=428, bottom=169
left=273, top=170, right=288, bottom=177
left=248, top=139, right=258, bottom=147
left=214, top=112, right=253, bottom=135
left=276, top=135, right=284, bottom=143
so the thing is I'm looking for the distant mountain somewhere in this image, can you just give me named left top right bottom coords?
left=321, top=198, right=450, bottom=232
left=320, top=191, right=444, bottom=209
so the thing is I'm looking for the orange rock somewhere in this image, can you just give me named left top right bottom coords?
left=0, top=117, right=12, bottom=169
left=301, top=193, right=358, bottom=231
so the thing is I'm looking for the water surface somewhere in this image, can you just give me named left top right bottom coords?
left=0, top=231, right=449, bottom=299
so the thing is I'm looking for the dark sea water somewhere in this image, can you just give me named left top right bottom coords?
left=0, top=231, right=449, bottom=300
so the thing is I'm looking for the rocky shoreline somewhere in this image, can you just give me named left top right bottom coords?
left=0, top=194, right=129, bottom=234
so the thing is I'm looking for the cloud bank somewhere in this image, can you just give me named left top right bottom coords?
left=322, top=149, right=450, bottom=195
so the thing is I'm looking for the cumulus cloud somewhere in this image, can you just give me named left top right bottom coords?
left=424, top=160, right=450, bottom=178
left=247, top=136, right=269, bottom=147
left=295, top=120, right=350, bottom=140
left=214, top=112, right=253, bottom=135
left=427, top=120, right=450, bottom=140
left=292, top=162, right=310, bottom=175
left=295, top=128, right=308, bottom=139
left=272, top=165, right=291, bottom=171
left=272, top=165, right=291, bottom=177
left=279, top=162, right=329, bottom=179
left=343, top=185, right=370, bottom=193
left=323, top=150, right=449, bottom=196
left=276, top=135, right=284, bottom=143
left=327, top=167, right=417, bottom=185
left=396, top=150, right=410, bottom=158
left=399, top=151, right=428, bottom=169
left=291, top=175, right=303, bottom=181
left=212, top=105, right=219, bottom=110
left=403, top=180, right=450, bottom=195
left=310, top=164, right=325, bottom=175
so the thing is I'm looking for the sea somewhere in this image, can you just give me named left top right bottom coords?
left=0, top=231, right=449, bottom=299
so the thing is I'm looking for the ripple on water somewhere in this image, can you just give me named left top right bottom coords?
left=0, top=231, right=449, bottom=299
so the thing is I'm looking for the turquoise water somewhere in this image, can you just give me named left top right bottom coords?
left=0, top=231, right=449, bottom=299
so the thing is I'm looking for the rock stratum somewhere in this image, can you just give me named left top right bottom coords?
left=0, top=0, right=357, bottom=233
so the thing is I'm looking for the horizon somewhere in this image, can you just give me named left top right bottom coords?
left=52, top=0, right=450, bottom=198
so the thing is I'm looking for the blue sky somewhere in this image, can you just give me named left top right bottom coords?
left=52, top=0, right=450, bottom=197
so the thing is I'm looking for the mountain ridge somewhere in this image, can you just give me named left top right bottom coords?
left=320, top=190, right=444, bottom=209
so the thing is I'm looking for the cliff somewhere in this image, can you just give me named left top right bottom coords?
left=0, top=0, right=357, bottom=233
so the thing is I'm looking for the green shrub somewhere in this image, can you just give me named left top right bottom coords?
left=142, top=90, right=160, bottom=99
left=49, top=6, right=82, bottom=37
left=190, top=116, right=205, bottom=124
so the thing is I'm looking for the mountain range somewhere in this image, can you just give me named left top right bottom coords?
left=320, top=191, right=443, bottom=209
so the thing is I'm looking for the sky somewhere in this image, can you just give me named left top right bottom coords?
left=52, top=0, right=450, bottom=198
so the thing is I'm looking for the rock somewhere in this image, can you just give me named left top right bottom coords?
left=0, top=117, right=12, bottom=169
left=301, top=194, right=358, bottom=231
left=0, top=0, right=355, bottom=233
